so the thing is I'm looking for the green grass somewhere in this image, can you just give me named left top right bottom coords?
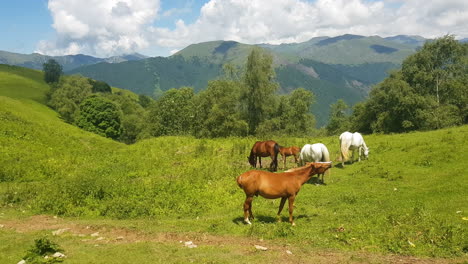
left=0, top=65, right=467, bottom=262
left=0, top=64, right=49, bottom=103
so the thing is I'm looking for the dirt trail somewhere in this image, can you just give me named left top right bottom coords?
left=0, top=215, right=463, bottom=264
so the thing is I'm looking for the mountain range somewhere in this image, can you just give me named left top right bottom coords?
left=0, top=35, right=429, bottom=126
left=0, top=50, right=148, bottom=72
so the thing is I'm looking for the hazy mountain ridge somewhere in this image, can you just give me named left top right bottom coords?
left=0, top=50, right=147, bottom=71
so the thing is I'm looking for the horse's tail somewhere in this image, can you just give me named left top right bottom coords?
left=322, top=145, right=331, bottom=162
left=236, top=174, right=244, bottom=189
left=340, top=137, right=349, bottom=162
left=274, top=143, right=280, bottom=170
left=274, top=143, right=280, bottom=156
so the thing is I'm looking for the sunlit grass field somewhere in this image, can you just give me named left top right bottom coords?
left=0, top=65, right=467, bottom=263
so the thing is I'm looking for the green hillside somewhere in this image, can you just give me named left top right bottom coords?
left=0, top=66, right=467, bottom=262
left=263, top=34, right=419, bottom=65
left=68, top=56, right=223, bottom=95
left=0, top=64, right=49, bottom=103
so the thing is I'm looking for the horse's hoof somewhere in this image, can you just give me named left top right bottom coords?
left=244, top=219, right=252, bottom=225
left=291, top=222, right=296, bottom=226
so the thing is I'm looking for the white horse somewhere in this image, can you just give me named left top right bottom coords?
left=298, top=143, right=330, bottom=183
left=339, top=131, right=369, bottom=167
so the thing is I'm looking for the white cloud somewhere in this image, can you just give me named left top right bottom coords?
left=150, top=0, right=468, bottom=52
left=37, top=0, right=468, bottom=57
left=36, top=0, right=160, bottom=57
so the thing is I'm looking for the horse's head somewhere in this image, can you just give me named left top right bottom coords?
left=308, top=162, right=332, bottom=175
left=363, top=147, right=369, bottom=159
left=248, top=155, right=256, bottom=167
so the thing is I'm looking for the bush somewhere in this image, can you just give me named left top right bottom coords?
left=75, top=95, right=122, bottom=139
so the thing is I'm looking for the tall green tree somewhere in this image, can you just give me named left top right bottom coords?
left=241, top=48, right=279, bottom=134
left=192, top=80, right=247, bottom=137
left=326, top=99, right=350, bottom=135
left=350, top=36, right=467, bottom=133
left=256, top=88, right=316, bottom=136
left=147, top=87, right=195, bottom=136
left=43, top=59, right=63, bottom=84
left=47, top=75, right=92, bottom=123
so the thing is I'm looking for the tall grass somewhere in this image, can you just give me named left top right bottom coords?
left=0, top=66, right=467, bottom=258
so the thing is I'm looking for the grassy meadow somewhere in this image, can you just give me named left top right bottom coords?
left=0, top=65, right=467, bottom=263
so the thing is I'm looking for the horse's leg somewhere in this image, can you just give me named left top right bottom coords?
left=358, top=147, right=362, bottom=162
left=277, top=197, right=287, bottom=222
left=288, top=195, right=296, bottom=226
left=283, top=154, right=287, bottom=170
left=259, top=157, right=262, bottom=168
left=271, top=154, right=278, bottom=171
left=341, top=150, right=345, bottom=167
left=243, top=196, right=254, bottom=225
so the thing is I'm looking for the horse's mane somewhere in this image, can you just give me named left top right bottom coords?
left=284, top=163, right=313, bottom=173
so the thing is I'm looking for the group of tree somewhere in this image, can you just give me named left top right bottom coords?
left=43, top=48, right=317, bottom=142
left=326, top=35, right=467, bottom=135
left=146, top=48, right=316, bottom=138
left=44, top=59, right=151, bottom=143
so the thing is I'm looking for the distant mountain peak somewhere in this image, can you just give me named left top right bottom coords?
left=316, top=34, right=365, bottom=46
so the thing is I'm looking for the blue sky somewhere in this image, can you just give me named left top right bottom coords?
left=1, top=0, right=467, bottom=57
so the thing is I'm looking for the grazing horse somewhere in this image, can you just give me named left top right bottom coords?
left=298, top=143, right=330, bottom=183
left=236, top=162, right=332, bottom=225
left=339, top=131, right=369, bottom=167
left=248, top=140, right=280, bottom=172
left=278, top=146, right=301, bottom=169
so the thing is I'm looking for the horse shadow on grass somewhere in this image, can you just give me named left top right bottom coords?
left=232, top=214, right=312, bottom=225
left=306, top=177, right=327, bottom=185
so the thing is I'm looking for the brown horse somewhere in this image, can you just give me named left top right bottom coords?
left=278, top=146, right=300, bottom=169
left=236, top=162, right=332, bottom=225
left=248, top=140, right=280, bottom=172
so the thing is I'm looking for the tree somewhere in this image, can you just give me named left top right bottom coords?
left=147, top=87, right=195, bottom=136
left=104, top=91, right=148, bottom=143
left=88, top=79, right=112, bottom=93
left=350, top=36, right=467, bottom=133
left=401, top=35, right=467, bottom=128
left=402, top=35, right=467, bottom=105
left=138, top=94, right=153, bottom=108
left=192, top=80, right=248, bottom=137
left=47, top=75, right=92, bottom=123
left=326, top=99, right=350, bottom=135
left=75, top=95, right=122, bottom=139
left=43, top=59, right=63, bottom=84
left=241, top=48, right=279, bottom=134
left=280, top=88, right=316, bottom=135
left=256, top=88, right=316, bottom=137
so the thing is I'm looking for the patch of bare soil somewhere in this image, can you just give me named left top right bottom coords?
left=0, top=215, right=464, bottom=264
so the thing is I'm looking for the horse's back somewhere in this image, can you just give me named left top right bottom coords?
left=312, top=143, right=330, bottom=162
left=351, top=132, right=364, bottom=147
left=300, top=143, right=325, bottom=162
left=237, top=169, right=280, bottom=193
left=340, top=131, right=353, bottom=143
left=253, top=140, right=277, bottom=155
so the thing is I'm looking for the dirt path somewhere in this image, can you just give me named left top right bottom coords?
left=0, top=215, right=463, bottom=264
